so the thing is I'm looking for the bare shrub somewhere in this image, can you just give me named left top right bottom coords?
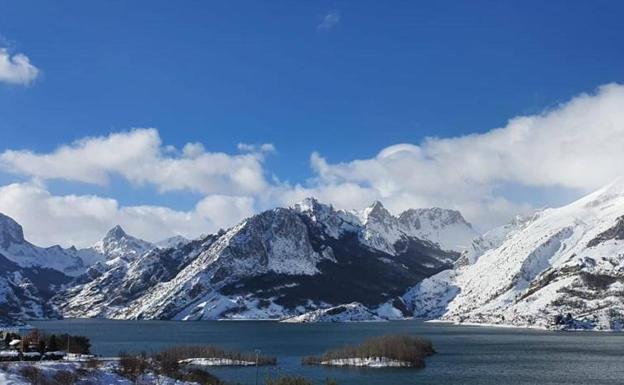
left=265, top=376, right=314, bottom=385
left=84, top=357, right=101, bottom=370
left=19, top=365, right=44, bottom=385
left=179, top=368, right=222, bottom=385
left=52, top=370, right=78, bottom=385
left=117, top=351, right=150, bottom=382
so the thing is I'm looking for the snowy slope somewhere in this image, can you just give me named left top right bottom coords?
left=281, top=303, right=384, bottom=323
left=58, top=235, right=215, bottom=318
left=406, top=180, right=624, bottom=330
left=156, top=235, right=189, bottom=249
left=0, top=213, right=100, bottom=276
left=0, top=213, right=157, bottom=279
left=398, top=207, right=480, bottom=253
left=0, top=252, right=70, bottom=325
left=354, top=202, right=479, bottom=254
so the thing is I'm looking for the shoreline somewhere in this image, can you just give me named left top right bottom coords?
left=22, top=317, right=623, bottom=333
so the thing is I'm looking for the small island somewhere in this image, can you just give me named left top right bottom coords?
left=156, top=345, right=277, bottom=367
left=302, top=335, right=435, bottom=369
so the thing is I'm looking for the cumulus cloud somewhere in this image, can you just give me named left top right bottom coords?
left=301, top=83, right=624, bottom=229
left=317, top=11, right=340, bottom=30
left=0, top=48, right=39, bottom=85
left=0, top=129, right=271, bottom=195
left=0, top=183, right=256, bottom=247
left=2, top=84, right=624, bottom=244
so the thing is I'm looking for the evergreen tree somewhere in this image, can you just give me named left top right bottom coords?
left=47, top=335, right=59, bottom=352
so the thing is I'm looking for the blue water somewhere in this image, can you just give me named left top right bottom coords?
left=30, top=319, right=624, bottom=385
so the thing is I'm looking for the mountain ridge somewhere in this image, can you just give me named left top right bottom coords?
left=406, top=179, right=624, bottom=330
left=55, top=198, right=469, bottom=321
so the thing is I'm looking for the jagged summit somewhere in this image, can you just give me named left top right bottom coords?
left=0, top=213, right=25, bottom=248
left=399, top=207, right=472, bottom=229
left=364, top=201, right=390, bottom=217
left=292, top=197, right=333, bottom=217
left=0, top=212, right=89, bottom=276
left=293, top=198, right=479, bottom=253
left=93, top=225, right=154, bottom=261
left=105, top=224, right=127, bottom=239
left=57, top=197, right=463, bottom=321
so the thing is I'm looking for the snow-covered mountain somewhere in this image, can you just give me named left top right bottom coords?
left=0, top=213, right=102, bottom=276
left=156, top=235, right=189, bottom=249
left=57, top=198, right=462, bottom=321
left=0, top=252, right=70, bottom=325
left=0, top=214, right=161, bottom=278
left=355, top=201, right=478, bottom=254
left=405, top=180, right=624, bottom=331
left=90, top=225, right=155, bottom=262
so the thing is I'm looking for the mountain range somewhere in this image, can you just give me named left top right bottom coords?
left=2, top=182, right=624, bottom=331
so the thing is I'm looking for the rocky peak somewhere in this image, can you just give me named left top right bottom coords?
left=0, top=213, right=25, bottom=249
left=94, top=225, right=153, bottom=260
left=399, top=208, right=472, bottom=230
left=104, top=225, right=127, bottom=240
left=362, top=201, right=394, bottom=224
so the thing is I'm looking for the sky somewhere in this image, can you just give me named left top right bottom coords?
left=1, top=1, right=624, bottom=247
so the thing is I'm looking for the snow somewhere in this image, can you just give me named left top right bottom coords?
left=406, top=179, right=624, bottom=330
left=0, top=215, right=159, bottom=277
left=156, top=235, right=189, bottom=249
left=91, top=225, right=154, bottom=261
left=373, top=302, right=405, bottom=320
left=282, top=303, right=385, bottom=323
left=319, top=357, right=412, bottom=368
left=0, top=361, right=202, bottom=385
left=180, top=357, right=256, bottom=366
left=56, top=197, right=474, bottom=323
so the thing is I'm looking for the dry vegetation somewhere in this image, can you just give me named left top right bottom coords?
left=155, top=345, right=277, bottom=366
left=13, top=364, right=98, bottom=385
left=116, top=344, right=276, bottom=385
left=116, top=350, right=222, bottom=385
left=265, top=377, right=338, bottom=385
left=302, top=334, right=435, bottom=368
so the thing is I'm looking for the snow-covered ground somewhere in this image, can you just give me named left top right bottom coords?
left=180, top=357, right=256, bottom=366
left=318, top=357, right=413, bottom=368
left=0, top=361, right=197, bottom=385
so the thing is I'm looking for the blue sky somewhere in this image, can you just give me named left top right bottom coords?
left=1, top=1, right=624, bottom=246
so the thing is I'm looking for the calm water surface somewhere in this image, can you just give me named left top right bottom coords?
left=31, top=319, right=624, bottom=385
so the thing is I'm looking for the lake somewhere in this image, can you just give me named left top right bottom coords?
left=30, top=319, right=624, bottom=385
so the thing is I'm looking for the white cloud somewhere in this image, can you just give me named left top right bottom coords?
left=0, top=48, right=39, bottom=85
left=2, top=84, right=624, bottom=243
left=0, top=129, right=271, bottom=195
left=195, top=195, right=255, bottom=230
left=237, top=143, right=276, bottom=154
left=317, top=11, right=340, bottom=30
left=301, top=84, right=624, bottom=229
left=0, top=183, right=255, bottom=247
